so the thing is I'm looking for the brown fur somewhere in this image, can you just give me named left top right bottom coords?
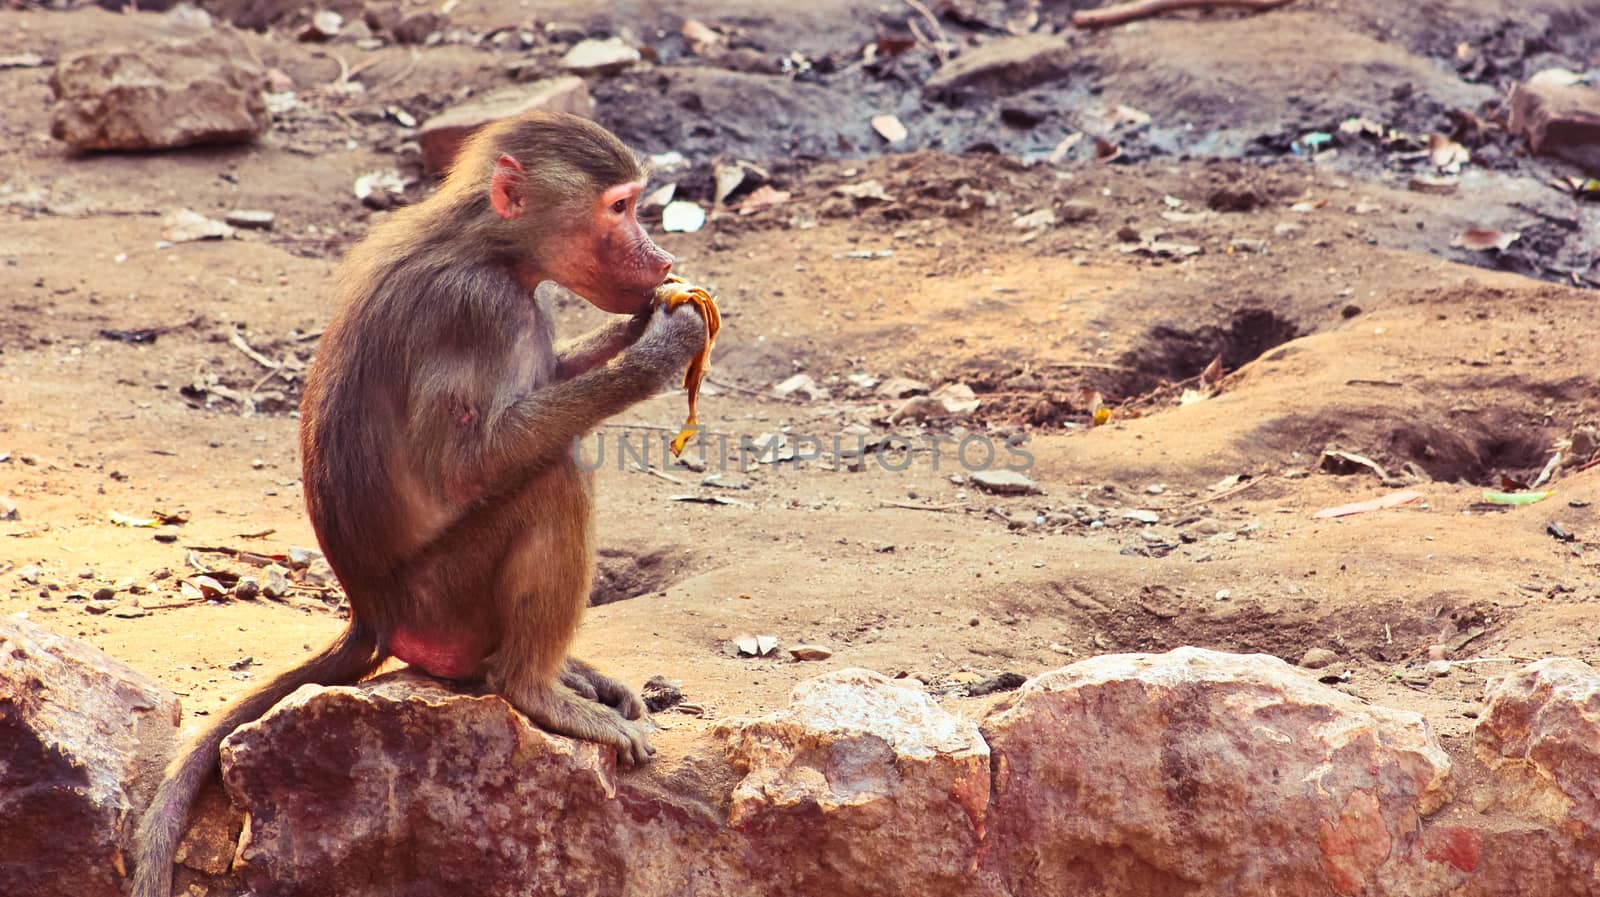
left=131, top=111, right=703, bottom=897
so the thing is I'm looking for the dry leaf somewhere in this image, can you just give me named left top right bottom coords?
left=1450, top=229, right=1520, bottom=251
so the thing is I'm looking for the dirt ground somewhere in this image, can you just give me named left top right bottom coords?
left=2, top=0, right=1598, bottom=787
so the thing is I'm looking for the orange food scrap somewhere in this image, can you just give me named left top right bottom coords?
left=655, top=275, right=721, bottom=455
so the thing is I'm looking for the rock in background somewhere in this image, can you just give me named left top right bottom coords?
left=0, top=614, right=181, bottom=897
left=50, top=33, right=268, bottom=151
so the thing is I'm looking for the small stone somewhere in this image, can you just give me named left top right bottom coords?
left=262, top=564, right=290, bottom=600
left=847, top=373, right=878, bottom=390
left=1215, top=589, right=1232, bottom=601
left=192, top=575, right=227, bottom=598
left=789, top=644, right=833, bottom=661
left=225, top=209, right=275, bottom=230
left=302, top=10, right=343, bottom=41
left=303, top=559, right=335, bottom=587
left=78, top=568, right=95, bottom=580
left=234, top=577, right=260, bottom=601
left=288, top=546, right=323, bottom=567
left=735, top=634, right=780, bottom=657
left=1408, top=175, right=1459, bottom=195
left=391, top=10, right=445, bottom=44
left=1508, top=80, right=1600, bottom=171
left=640, top=675, right=683, bottom=712
left=162, top=209, right=234, bottom=242
left=772, top=373, right=830, bottom=401
left=154, top=527, right=179, bottom=543
left=18, top=564, right=41, bottom=584
left=86, top=599, right=118, bottom=615
left=91, top=586, right=116, bottom=602
left=560, top=37, right=641, bottom=76
left=0, top=495, right=17, bottom=520
left=1121, top=509, right=1159, bottom=524
left=1426, top=660, right=1452, bottom=677
left=1298, top=647, right=1338, bottom=669
left=1012, top=208, right=1057, bottom=230
left=875, top=376, right=929, bottom=399
left=1190, top=518, right=1223, bottom=535
left=110, top=605, right=148, bottom=618
left=970, top=470, right=1042, bottom=496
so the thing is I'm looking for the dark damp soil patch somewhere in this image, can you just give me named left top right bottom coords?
left=1107, top=307, right=1303, bottom=398
left=589, top=545, right=697, bottom=606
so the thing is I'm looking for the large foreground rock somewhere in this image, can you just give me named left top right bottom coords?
left=50, top=34, right=268, bottom=151
left=721, top=668, right=990, bottom=896
left=220, top=668, right=988, bottom=896
left=220, top=673, right=626, bottom=897
left=0, top=615, right=181, bottom=897
left=1464, top=658, right=1600, bottom=895
left=979, top=647, right=1453, bottom=896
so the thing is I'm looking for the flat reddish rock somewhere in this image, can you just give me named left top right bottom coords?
left=417, top=78, right=595, bottom=175
left=1509, top=81, right=1600, bottom=171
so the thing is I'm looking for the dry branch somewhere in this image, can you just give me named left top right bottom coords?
left=1072, top=0, right=1295, bottom=29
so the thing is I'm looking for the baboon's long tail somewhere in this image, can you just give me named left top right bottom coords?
left=131, top=621, right=382, bottom=897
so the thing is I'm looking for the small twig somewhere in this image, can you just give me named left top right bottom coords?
left=1345, top=379, right=1405, bottom=388
left=1530, top=452, right=1562, bottom=489
left=228, top=329, right=281, bottom=370
left=373, top=49, right=422, bottom=93
left=1181, top=475, right=1267, bottom=507
left=1072, top=0, right=1295, bottom=29
left=705, top=376, right=805, bottom=403
left=903, top=0, right=952, bottom=63
left=644, top=467, right=686, bottom=485
left=879, top=500, right=957, bottom=512
left=249, top=366, right=284, bottom=396
left=325, top=53, right=351, bottom=88
left=1046, top=360, right=1136, bottom=372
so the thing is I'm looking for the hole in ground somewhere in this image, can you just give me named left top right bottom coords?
left=1109, top=307, right=1302, bottom=397
left=590, top=545, right=695, bottom=606
left=1383, top=418, right=1555, bottom=486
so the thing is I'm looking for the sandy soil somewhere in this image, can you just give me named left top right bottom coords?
left=2, top=0, right=1598, bottom=782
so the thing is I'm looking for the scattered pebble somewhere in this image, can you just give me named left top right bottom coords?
left=235, top=576, right=261, bottom=600
left=1215, top=589, right=1232, bottom=601
left=970, top=469, right=1042, bottom=496
left=18, top=564, right=41, bottom=584
left=262, top=564, right=290, bottom=600
left=772, top=373, right=830, bottom=401
left=1122, top=509, right=1160, bottom=524
left=560, top=37, right=641, bottom=75
left=789, top=644, right=833, bottom=661
left=224, top=209, right=275, bottom=230
left=641, top=675, right=684, bottom=712
left=1299, top=647, right=1338, bottom=669
left=734, top=634, right=779, bottom=657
